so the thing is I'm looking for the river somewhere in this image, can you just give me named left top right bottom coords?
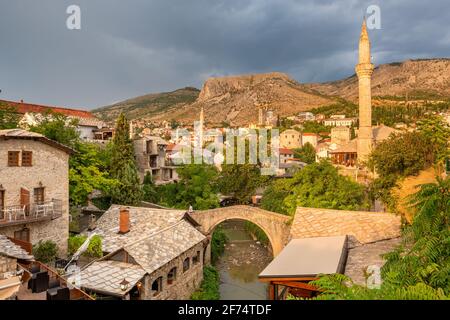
left=215, top=220, right=273, bottom=300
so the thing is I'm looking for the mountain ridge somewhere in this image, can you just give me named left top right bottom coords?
left=93, top=58, right=450, bottom=125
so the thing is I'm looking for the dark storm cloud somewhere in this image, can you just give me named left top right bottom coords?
left=0, top=0, right=449, bottom=108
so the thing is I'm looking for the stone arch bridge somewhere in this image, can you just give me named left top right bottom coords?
left=189, top=205, right=291, bottom=256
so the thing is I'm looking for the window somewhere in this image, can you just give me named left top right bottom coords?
left=183, top=257, right=190, bottom=272
left=193, top=251, right=200, bottom=265
left=151, top=277, right=163, bottom=296
left=7, top=151, right=19, bottom=167
left=22, top=151, right=32, bottom=167
left=34, top=187, right=45, bottom=204
left=167, top=267, right=177, bottom=285
left=14, top=228, right=30, bottom=242
left=0, top=190, right=5, bottom=217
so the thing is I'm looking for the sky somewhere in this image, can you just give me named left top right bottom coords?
left=1, top=0, right=449, bottom=109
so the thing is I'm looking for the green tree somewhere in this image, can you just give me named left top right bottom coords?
left=156, top=165, right=220, bottom=210
left=293, top=142, right=316, bottom=164
left=109, top=113, right=143, bottom=205
left=417, top=115, right=450, bottom=171
left=142, top=172, right=158, bottom=203
left=261, top=179, right=291, bottom=215
left=369, top=131, right=434, bottom=177
left=69, top=142, right=117, bottom=206
left=28, top=113, right=115, bottom=205
left=0, top=103, right=20, bottom=129
left=283, top=161, right=367, bottom=213
left=219, top=164, right=268, bottom=204
left=29, top=112, right=79, bottom=148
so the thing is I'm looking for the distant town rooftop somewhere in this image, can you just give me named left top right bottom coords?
left=0, top=99, right=95, bottom=119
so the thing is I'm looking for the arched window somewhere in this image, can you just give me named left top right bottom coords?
left=183, top=257, right=190, bottom=272
left=167, top=267, right=177, bottom=285
left=193, top=251, right=200, bottom=265
left=151, top=277, right=163, bottom=296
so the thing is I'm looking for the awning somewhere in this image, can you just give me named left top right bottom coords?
left=0, top=276, right=22, bottom=300
left=259, top=236, right=348, bottom=279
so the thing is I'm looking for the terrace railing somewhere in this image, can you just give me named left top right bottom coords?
left=0, top=199, right=63, bottom=227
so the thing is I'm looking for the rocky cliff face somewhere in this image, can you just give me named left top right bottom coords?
left=306, top=59, right=450, bottom=100
left=94, top=58, right=450, bottom=126
left=153, top=72, right=333, bottom=126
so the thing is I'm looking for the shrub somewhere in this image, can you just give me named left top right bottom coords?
left=191, top=266, right=220, bottom=300
left=32, top=240, right=58, bottom=263
left=68, top=235, right=103, bottom=258
left=211, top=226, right=228, bottom=264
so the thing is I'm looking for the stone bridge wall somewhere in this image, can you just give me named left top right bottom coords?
left=189, top=206, right=291, bottom=256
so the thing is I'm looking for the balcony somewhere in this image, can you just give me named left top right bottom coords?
left=0, top=199, right=63, bottom=227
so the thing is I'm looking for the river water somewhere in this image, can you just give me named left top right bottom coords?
left=215, top=221, right=273, bottom=300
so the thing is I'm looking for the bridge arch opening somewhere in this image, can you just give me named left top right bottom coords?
left=209, top=218, right=274, bottom=300
left=209, top=218, right=275, bottom=258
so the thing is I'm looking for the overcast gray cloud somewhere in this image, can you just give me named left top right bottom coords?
left=0, top=0, right=449, bottom=109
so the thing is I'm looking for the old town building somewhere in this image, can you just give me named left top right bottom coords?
left=75, top=206, right=208, bottom=300
left=0, top=129, right=72, bottom=256
left=0, top=100, right=112, bottom=143
left=133, top=136, right=179, bottom=184
left=280, top=129, right=302, bottom=149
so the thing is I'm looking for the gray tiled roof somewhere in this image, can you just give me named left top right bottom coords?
left=0, top=235, right=34, bottom=260
left=77, top=260, right=146, bottom=297
left=345, top=237, right=402, bottom=285
left=94, top=205, right=206, bottom=274
left=127, top=220, right=206, bottom=274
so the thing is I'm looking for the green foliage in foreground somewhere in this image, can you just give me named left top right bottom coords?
left=211, top=226, right=228, bottom=264
left=308, top=274, right=449, bottom=300
left=310, top=177, right=450, bottom=300
left=68, top=235, right=103, bottom=258
left=32, top=240, right=58, bottom=263
left=191, top=266, right=220, bottom=300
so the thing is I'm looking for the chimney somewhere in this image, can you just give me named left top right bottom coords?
left=119, top=207, right=130, bottom=234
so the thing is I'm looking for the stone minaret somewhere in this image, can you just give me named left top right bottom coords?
left=199, top=106, right=204, bottom=146
left=356, top=19, right=374, bottom=163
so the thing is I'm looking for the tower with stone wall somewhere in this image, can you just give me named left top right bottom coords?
left=356, top=19, right=374, bottom=163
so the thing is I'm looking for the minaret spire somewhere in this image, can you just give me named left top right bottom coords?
left=355, top=18, right=374, bottom=164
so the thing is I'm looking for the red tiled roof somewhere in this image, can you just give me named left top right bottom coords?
left=302, top=132, right=317, bottom=136
left=0, top=99, right=94, bottom=119
left=279, top=148, right=294, bottom=155
left=166, top=143, right=177, bottom=152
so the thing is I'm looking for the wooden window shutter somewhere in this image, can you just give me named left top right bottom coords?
left=20, top=188, right=31, bottom=214
left=8, top=151, right=20, bottom=166
left=22, top=151, right=33, bottom=167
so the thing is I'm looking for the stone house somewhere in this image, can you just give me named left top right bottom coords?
left=0, top=129, right=73, bottom=256
left=134, top=136, right=179, bottom=184
left=0, top=99, right=111, bottom=143
left=75, top=206, right=208, bottom=300
left=280, top=129, right=302, bottom=149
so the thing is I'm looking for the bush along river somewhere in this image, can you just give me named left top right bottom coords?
left=214, top=220, right=273, bottom=300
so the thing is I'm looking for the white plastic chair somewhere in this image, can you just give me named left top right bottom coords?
left=15, top=206, right=26, bottom=221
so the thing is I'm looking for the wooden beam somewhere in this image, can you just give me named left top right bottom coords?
left=259, top=277, right=317, bottom=282
left=271, top=281, right=321, bottom=292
